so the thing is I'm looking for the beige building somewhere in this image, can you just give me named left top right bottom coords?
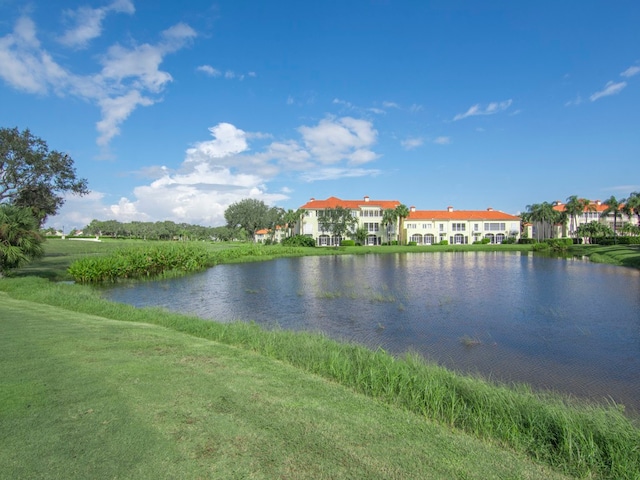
left=293, top=196, right=521, bottom=246
left=406, top=206, right=521, bottom=244
left=297, top=196, right=401, bottom=246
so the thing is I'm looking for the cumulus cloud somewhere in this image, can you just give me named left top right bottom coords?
left=590, top=81, right=627, bottom=101
left=196, top=64, right=221, bottom=77
left=0, top=12, right=196, bottom=147
left=298, top=116, right=378, bottom=165
left=56, top=117, right=382, bottom=227
left=453, top=99, right=513, bottom=121
left=58, top=0, right=135, bottom=49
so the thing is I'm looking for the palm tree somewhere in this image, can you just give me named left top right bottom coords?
left=0, top=205, right=45, bottom=276
left=283, top=208, right=304, bottom=238
left=381, top=208, right=398, bottom=244
left=394, top=204, right=410, bottom=245
left=564, top=196, right=590, bottom=238
left=525, top=202, right=556, bottom=240
left=622, top=191, right=640, bottom=227
left=601, top=195, right=624, bottom=242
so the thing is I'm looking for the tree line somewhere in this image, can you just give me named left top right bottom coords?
left=523, top=193, right=640, bottom=243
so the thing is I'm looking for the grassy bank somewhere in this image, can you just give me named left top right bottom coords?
left=4, top=239, right=640, bottom=478
left=2, top=277, right=639, bottom=479
left=1, top=290, right=570, bottom=479
left=568, top=244, right=640, bottom=269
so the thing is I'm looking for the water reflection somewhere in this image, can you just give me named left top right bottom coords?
left=103, top=252, right=640, bottom=412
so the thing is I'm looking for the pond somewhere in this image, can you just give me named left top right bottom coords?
left=102, top=252, right=640, bottom=412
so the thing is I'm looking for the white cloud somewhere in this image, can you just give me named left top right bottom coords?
left=453, top=99, right=512, bottom=121
left=185, top=123, right=250, bottom=162
left=298, top=116, right=378, bottom=165
left=197, top=64, right=221, bottom=77
left=590, top=81, right=627, bottom=101
left=565, top=95, right=583, bottom=107
left=300, top=167, right=382, bottom=182
left=58, top=0, right=135, bottom=49
left=382, top=101, right=399, bottom=109
left=49, top=118, right=384, bottom=227
left=621, top=66, right=640, bottom=78
left=401, top=137, right=424, bottom=150
left=0, top=14, right=196, bottom=147
left=433, top=136, right=451, bottom=145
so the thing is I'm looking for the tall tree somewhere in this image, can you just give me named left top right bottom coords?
left=601, top=195, right=623, bottom=241
left=283, top=208, right=305, bottom=238
left=0, top=204, right=44, bottom=276
left=224, top=198, right=273, bottom=242
left=381, top=208, right=398, bottom=244
left=564, top=196, right=590, bottom=238
left=622, top=191, right=640, bottom=227
left=0, top=127, right=89, bottom=224
left=525, top=202, right=557, bottom=240
left=394, top=204, right=410, bottom=245
left=317, top=206, right=358, bottom=240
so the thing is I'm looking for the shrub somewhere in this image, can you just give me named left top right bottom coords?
left=408, top=241, right=417, bottom=246
left=518, top=238, right=537, bottom=244
left=340, top=240, right=356, bottom=247
left=281, top=235, right=316, bottom=247
left=438, top=240, right=449, bottom=245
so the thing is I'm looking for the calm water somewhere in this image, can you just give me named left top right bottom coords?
left=102, top=252, right=640, bottom=412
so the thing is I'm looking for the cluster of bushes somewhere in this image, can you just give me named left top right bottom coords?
left=597, top=236, right=640, bottom=245
left=281, top=235, right=316, bottom=247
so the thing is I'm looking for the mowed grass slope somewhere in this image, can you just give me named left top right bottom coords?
left=0, top=294, right=568, bottom=480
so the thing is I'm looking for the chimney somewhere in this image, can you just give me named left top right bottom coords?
left=364, top=195, right=370, bottom=202
left=447, top=206, right=453, bottom=212
left=487, top=207, right=494, bottom=211
left=410, top=206, right=416, bottom=212
left=595, top=199, right=601, bottom=206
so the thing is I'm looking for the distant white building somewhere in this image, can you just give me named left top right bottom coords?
left=406, top=206, right=521, bottom=244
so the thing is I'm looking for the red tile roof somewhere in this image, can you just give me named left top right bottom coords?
left=299, top=196, right=401, bottom=210
left=552, top=201, right=621, bottom=213
left=407, top=209, right=520, bottom=221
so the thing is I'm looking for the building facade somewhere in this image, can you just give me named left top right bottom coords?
left=297, top=196, right=401, bottom=246
left=406, top=206, right=521, bottom=244
left=294, top=196, right=521, bottom=246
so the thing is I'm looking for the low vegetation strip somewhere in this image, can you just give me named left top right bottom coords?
left=67, top=243, right=308, bottom=283
left=0, top=293, right=568, bottom=479
left=1, top=277, right=639, bottom=479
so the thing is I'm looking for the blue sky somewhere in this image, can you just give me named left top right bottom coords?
left=1, top=0, right=639, bottom=230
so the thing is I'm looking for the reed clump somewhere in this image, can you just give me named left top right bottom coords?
left=68, top=243, right=305, bottom=283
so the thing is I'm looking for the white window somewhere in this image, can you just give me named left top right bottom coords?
left=484, top=223, right=506, bottom=231
left=452, top=223, right=466, bottom=232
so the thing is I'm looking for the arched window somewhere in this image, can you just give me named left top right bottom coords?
left=453, top=233, right=464, bottom=244
left=484, top=233, right=495, bottom=244
left=425, top=234, right=435, bottom=244
left=496, top=233, right=505, bottom=244
left=318, top=234, right=330, bottom=246
left=410, top=234, right=423, bottom=244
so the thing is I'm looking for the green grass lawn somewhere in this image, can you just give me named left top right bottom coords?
left=3, top=238, right=640, bottom=478
left=0, top=293, right=568, bottom=479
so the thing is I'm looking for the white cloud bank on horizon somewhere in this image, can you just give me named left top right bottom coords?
left=0, top=8, right=195, bottom=148
left=48, top=117, right=382, bottom=229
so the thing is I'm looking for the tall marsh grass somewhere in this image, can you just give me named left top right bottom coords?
left=68, top=243, right=305, bottom=283
left=2, top=277, right=639, bottom=479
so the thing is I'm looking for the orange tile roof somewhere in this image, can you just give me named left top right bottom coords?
left=407, top=209, right=520, bottom=221
left=299, top=196, right=401, bottom=210
left=552, top=201, right=621, bottom=213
